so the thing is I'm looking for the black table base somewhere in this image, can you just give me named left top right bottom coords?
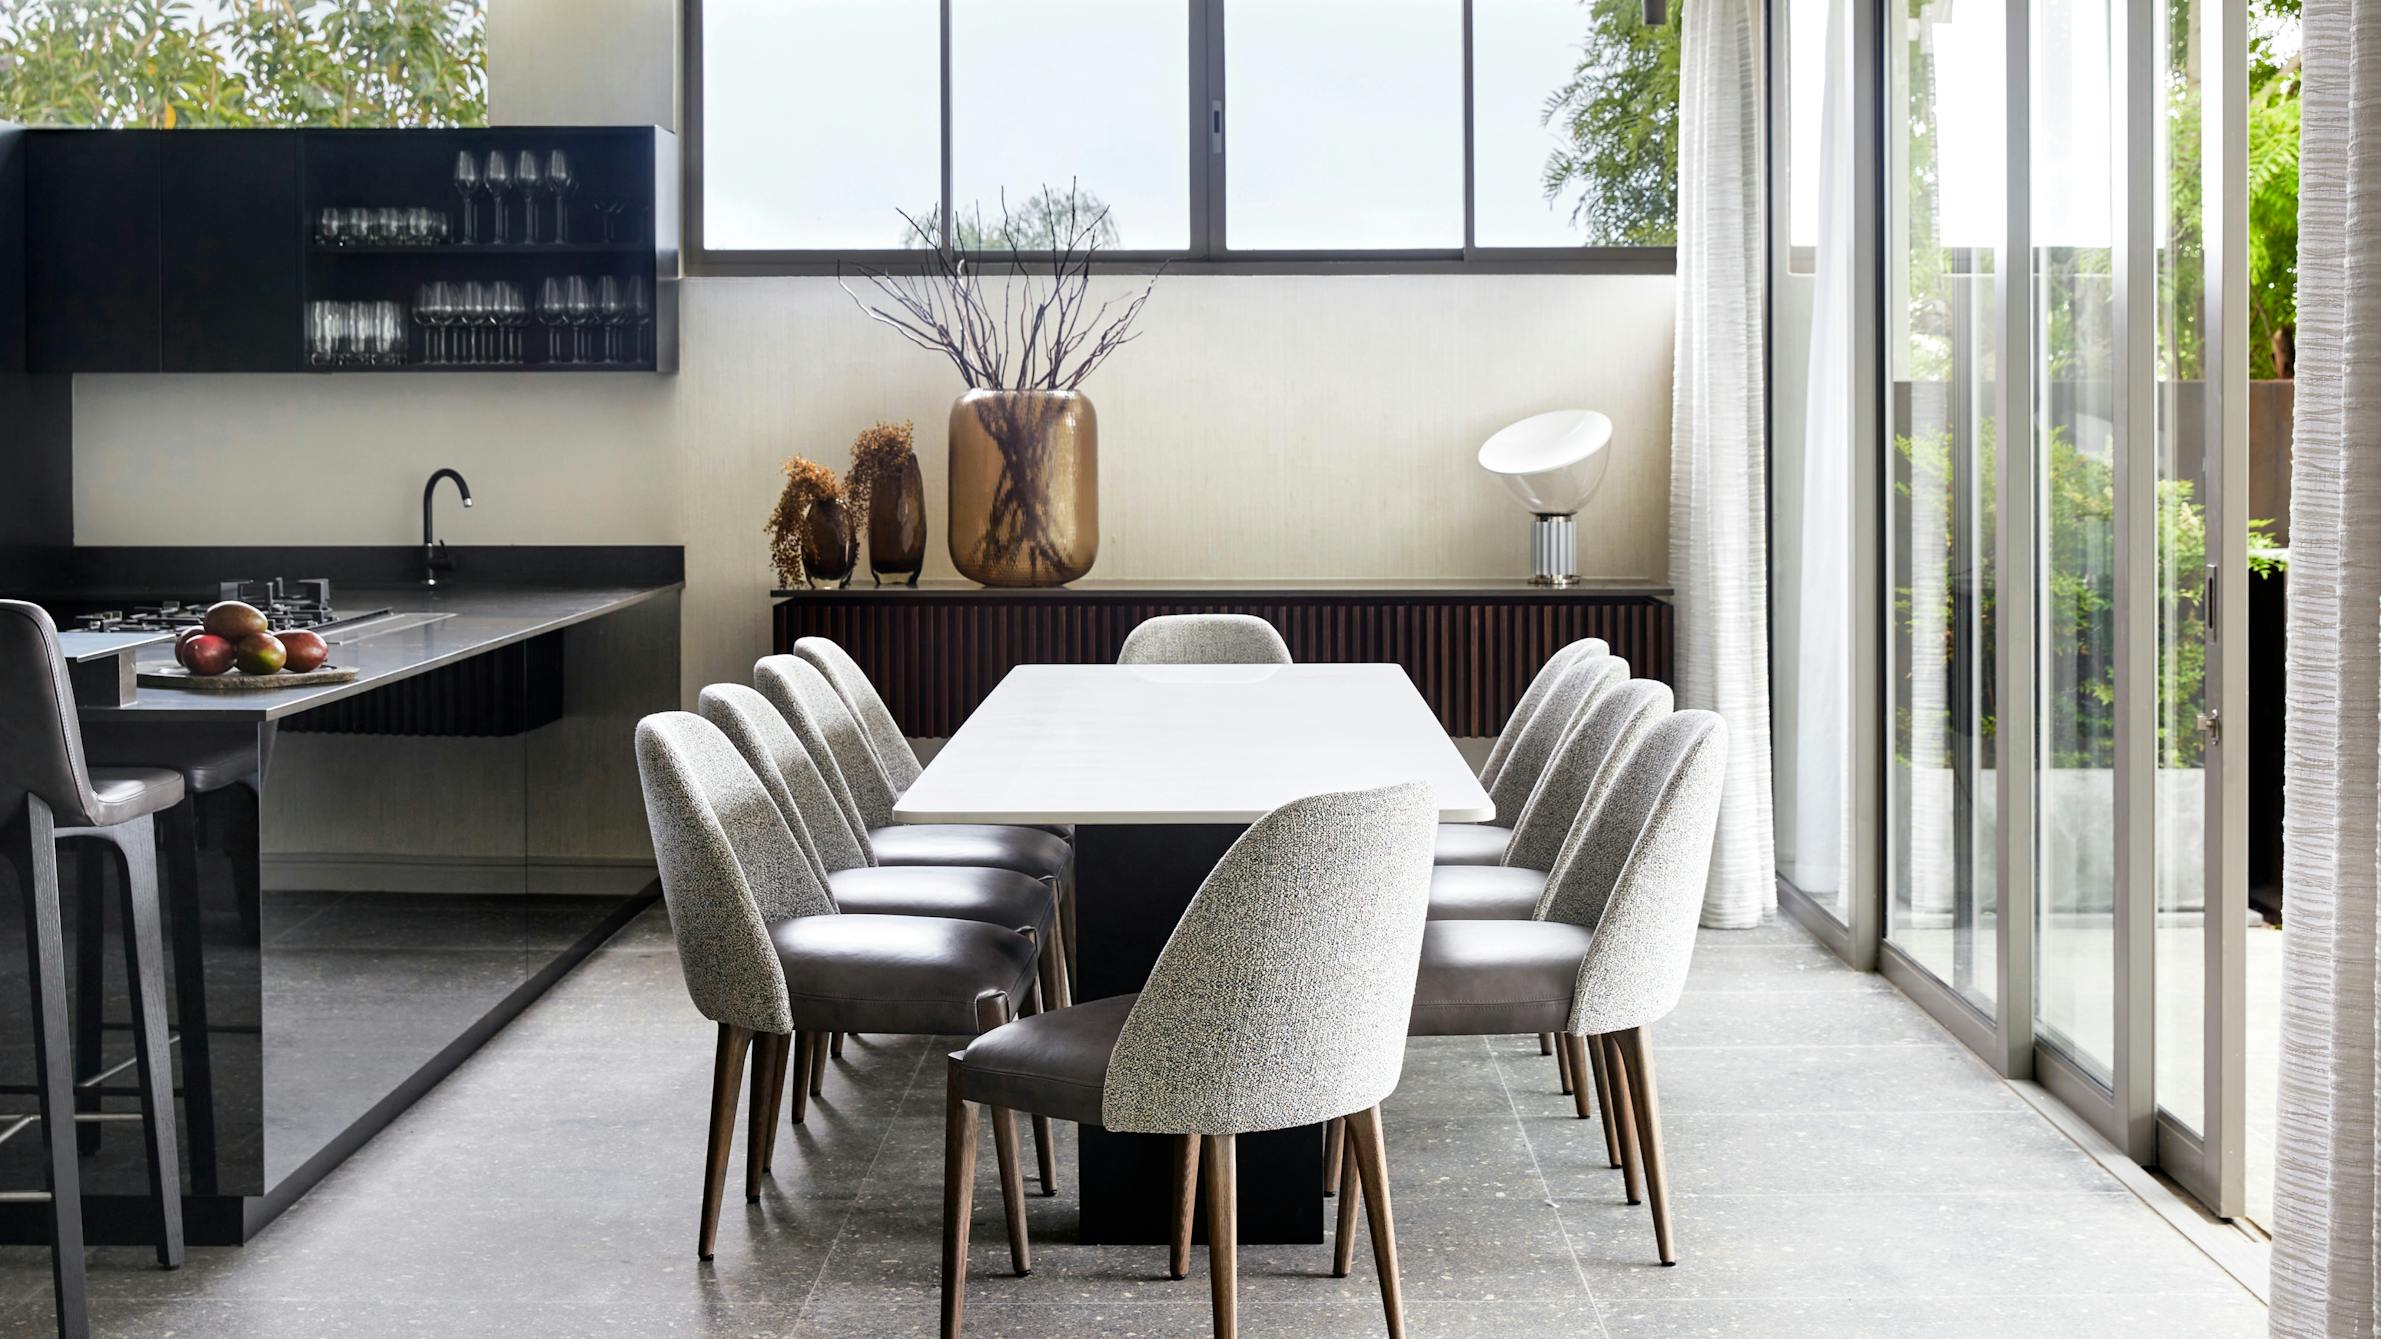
left=1069, top=822, right=1325, bottom=1246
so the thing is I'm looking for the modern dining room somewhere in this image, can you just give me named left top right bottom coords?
left=7, top=0, right=2367, bottom=1335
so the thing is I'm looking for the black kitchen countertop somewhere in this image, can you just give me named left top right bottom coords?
left=75, top=581, right=679, bottom=722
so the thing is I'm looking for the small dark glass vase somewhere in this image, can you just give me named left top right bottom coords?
left=869, top=453, right=928, bottom=587
left=801, top=497, right=858, bottom=588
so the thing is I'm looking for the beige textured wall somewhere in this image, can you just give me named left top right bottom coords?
left=68, top=0, right=1679, bottom=707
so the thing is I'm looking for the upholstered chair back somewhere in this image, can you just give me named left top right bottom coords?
left=1502, top=678, right=1673, bottom=874
left=755, top=654, right=895, bottom=842
left=0, top=599, right=107, bottom=826
left=1478, top=636, right=1608, bottom=790
left=793, top=637, right=924, bottom=792
left=1566, top=711, right=1728, bottom=1036
left=698, top=683, right=871, bottom=879
left=1484, top=653, right=1623, bottom=821
left=1101, top=781, right=1437, bottom=1136
left=635, top=712, right=831, bottom=1035
left=1116, top=614, right=1294, bottom=666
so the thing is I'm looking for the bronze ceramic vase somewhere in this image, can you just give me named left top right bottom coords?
left=948, top=388, right=1098, bottom=587
left=868, top=452, right=928, bottom=586
left=801, top=496, right=857, bottom=587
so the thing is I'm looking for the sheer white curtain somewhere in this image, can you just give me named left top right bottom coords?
left=2270, top=0, right=2381, bottom=1331
left=1671, top=0, right=1777, bottom=927
left=1789, top=0, right=1855, bottom=898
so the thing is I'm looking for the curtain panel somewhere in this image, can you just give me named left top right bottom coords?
left=1670, top=0, right=1777, bottom=927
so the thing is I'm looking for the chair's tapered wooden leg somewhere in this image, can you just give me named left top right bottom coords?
left=12, top=803, right=91, bottom=1338
left=1539, top=1032, right=1556, bottom=1056
left=808, top=1025, right=828, bottom=1098
left=1170, top=1132, right=1201, bottom=1280
left=831, top=1031, right=844, bottom=1059
left=1616, top=1028, right=1676, bottom=1264
left=970, top=992, right=1030, bottom=1276
left=1561, top=1035, right=1596, bottom=1122
left=1331, top=1119, right=1361, bottom=1278
left=1554, top=1032, right=1575, bottom=1095
left=1601, top=1035, right=1643, bottom=1206
left=756, top=1032, right=790, bottom=1175
left=1203, top=1134, right=1238, bottom=1339
left=1587, top=1031, right=1622, bottom=1168
left=1014, top=961, right=1058, bottom=1197
left=1046, top=915, right=1073, bottom=1009
left=941, top=1057, right=982, bottom=1339
left=1345, top=1105, right=1406, bottom=1339
left=789, top=1030, right=815, bottom=1125
left=1322, top=1115, right=1344, bottom=1197
left=699, top=1024, right=752, bottom=1260
left=748, top=1032, right=786, bottom=1198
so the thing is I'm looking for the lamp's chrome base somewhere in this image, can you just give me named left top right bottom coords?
left=1530, top=514, right=1579, bottom=587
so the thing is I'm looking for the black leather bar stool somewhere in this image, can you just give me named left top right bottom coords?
left=80, top=721, right=258, bottom=1198
left=1, top=601, right=189, bottom=1339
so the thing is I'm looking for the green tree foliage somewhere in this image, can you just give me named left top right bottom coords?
left=0, top=0, right=486, bottom=129
left=2246, top=0, right=2300, bottom=378
left=1539, top=0, right=1681, bottom=246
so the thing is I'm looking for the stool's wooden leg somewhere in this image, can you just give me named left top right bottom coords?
left=113, top=820, right=184, bottom=1268
left=11, top=802, right=90, bottom=1338
left=160, top=800, right=220, bottom=1199
left=72, top=841, right=106, bottom=1158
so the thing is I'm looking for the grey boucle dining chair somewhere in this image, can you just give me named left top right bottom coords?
left=634, top=712, right=1044, bottom=1262
left=792, top=636, right=924, bottom=793
left=941, top=781, right=1437, bottom=1339
left=1115, top=613, right=1293, bottom=665
left=1406, top=710, right=1727, bottom=1265
left=1476, top=637, right=1606, bottom=794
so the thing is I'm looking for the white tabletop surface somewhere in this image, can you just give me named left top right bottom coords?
left=893, top=663, right=1494, bottom=825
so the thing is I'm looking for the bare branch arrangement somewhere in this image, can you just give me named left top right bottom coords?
left=838, top=185, right=1162, bottom=391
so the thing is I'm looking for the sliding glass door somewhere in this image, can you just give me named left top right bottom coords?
left=1835, top=0, right=2249, bottom=1215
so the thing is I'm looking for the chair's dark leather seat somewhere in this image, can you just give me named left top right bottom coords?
left=825, top=864, right=1054, bottom=934
left=1408, top=919, right=1594, bottom=1037
left=957, top=992, right=1136, bottom=1127
left=770, top=913, right=1039, bottom=1035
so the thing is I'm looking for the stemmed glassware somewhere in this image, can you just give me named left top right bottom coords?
left=416, top=282, right=450, bottom=364
left=563, top=275, right=594, bottom=364
left=595, top=275, right=625, bottom=364
left=539, top=277, right=572, bottom=364
left=493, top=281, right=526, bottom=363
left=592, top=197, right=625, bottom=243
left=546, top=150, right=575, bottom=243
left=626, top=276, right=652, bottom=364
left=484, top=150, right=513, bottom=245
left=453, top=150, right=481, bottom=245
left=514, top=150, right=544, bottom=244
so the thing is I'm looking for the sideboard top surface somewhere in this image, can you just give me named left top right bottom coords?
left=771, top=577, right=1673, bottom=601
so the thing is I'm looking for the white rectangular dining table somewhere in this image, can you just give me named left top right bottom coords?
left=894, top=663, right=1492, bottom=1245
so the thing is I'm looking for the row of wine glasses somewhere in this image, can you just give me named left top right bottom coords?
left=535, top=275, right=655, bottom=365
left=414, top=281, right=531, bottom=366
left=305, top=300, right=407, bottom=367
left=454, top=148, right=577, bottom=245
left=317, top=205, right=453, bottom=247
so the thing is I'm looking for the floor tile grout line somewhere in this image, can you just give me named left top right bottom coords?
left=1480, top=1030, right=1616, bottom=1339
left=793, top=1032, right=942, bottom=1326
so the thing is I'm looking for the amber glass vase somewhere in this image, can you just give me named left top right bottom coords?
left=947, top=389, right=1098, bottom=587
left=868, top=452, right=928, bottom=586
left=801, top=496, right=857, bottom=587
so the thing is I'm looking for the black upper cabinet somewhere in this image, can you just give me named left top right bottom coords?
left=27, top=131, right=162, bottom=373
left=161, top=132, right=303, bottom=372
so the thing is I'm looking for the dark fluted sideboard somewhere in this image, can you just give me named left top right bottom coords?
left=770, top=579, right=1674, bottom=738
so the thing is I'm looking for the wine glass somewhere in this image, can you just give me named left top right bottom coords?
left=539, top=277, right=572, bottom=364
left=453, top=150, right=481, bottom=245
left=594, top=275, right=625, bottom=364
left=483, top=150, right=513, bottom=244
left=625, top=275, right=652, bottom=364
left=546, top=149, right=575, bottom=243
left=514, top=150, right=544, bottom=244
left=495, top=281, right=527, bottom=363
left=415, top=282, right=446, bottom=364
left=306, top=301, right=335, bottom=366
left=563, top=275, right=594, bottom=364
left=592, top=197, right=625, bottom=243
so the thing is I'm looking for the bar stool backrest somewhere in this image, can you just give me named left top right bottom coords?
left=0, top=599, right=104, bottom=826
left=1116, top=614, right=1293, bottom=666
left=635, top=711, right=828, bottom=1035
left=699, top=682, right=871, bottom=879
left=793, top=637, right=923, bottom=792
left=1478, top=636, right=1607, bottom=791
left=1102, top=781, right=1436, bottom=1136
left=1566, top=711, right=1728, bottom=1037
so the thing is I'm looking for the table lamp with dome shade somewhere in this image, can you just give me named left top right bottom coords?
left=1477, top=409, right=1613, bottom=586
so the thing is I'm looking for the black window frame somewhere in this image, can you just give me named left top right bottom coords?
left=682, top=0, right=1677, bottom=276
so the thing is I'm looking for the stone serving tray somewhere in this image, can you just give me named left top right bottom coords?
left=137, top=664, right=360, bottom=692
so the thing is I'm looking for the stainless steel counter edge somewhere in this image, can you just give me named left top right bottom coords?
left=77, top=583, right=682, bottom=721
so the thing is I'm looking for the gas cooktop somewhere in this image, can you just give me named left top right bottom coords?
left=72, top=579, right=389, bottom=635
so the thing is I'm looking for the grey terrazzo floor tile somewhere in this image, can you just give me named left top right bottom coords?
left=1593, top=1292, right=2266, bottom=1339
left=1654, top=982, right=1951, bottom=1048
left=1677, top=942, right=1888, bottom=993
left=794, top=1298, right=1611, bottom=1339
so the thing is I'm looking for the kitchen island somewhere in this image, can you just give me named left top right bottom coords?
left=2, top=568, right=680, bottom=1246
